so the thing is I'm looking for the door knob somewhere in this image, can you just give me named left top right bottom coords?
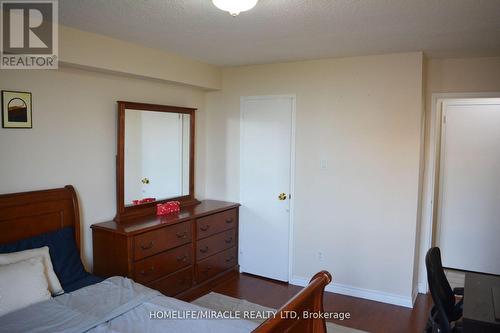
left=278, top=193, right=287, bottom=201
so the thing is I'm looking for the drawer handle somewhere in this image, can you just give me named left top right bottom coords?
left=176, top=231, right=188, bottom=239
left=225, top=237, right=233, bottom=244
left=225, top=256, right=235, bottom=263
left=200, top=246, right=209, bottom=253
left=203, top=266, right=212, bottom=274
left=200, top=225, right=210, bottom=232
left=140, top=241, right=154, bottom=250
left=140, top=266, right=155, bottom=275
left=225, top=218, right=233, bottom=224
left=176, top=255, right=188, bottom=263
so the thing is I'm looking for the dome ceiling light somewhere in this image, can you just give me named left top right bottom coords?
left=212, top=0, right=259, bottom=16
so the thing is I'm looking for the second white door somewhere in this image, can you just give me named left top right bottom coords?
left=437, top=98, right=500, bottom=274
left=240, top=95, right=294, bottom=282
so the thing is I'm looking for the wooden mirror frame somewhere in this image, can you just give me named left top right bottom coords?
left=115, top=101, right=199, bottom=222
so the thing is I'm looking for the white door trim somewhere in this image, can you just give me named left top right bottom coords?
left=239, top=94, right=297, bottom=282
left=420, top=92, right=500, bottom=293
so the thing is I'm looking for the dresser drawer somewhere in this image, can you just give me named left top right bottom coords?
left=196, top=247, right=237, bottom=283
left=134, top=221, right=191, bottom=261
left=148, top=267, right=193, bottom=297
left=196, top=229, right=236, bottom=261
left=134, top=243, right=191, bottom=284
left=196, top=209, right=237, bottom=240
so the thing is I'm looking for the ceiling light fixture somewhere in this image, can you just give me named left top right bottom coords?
left=212, top=0, right=259, bottom=16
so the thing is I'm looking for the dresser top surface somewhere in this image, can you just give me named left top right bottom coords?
left=91, top=200, right=239, bottom=235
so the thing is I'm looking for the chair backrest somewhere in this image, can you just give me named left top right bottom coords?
left=425, top=247, right=455, bottom=331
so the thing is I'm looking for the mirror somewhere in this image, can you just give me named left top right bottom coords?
left=124, top=110, right=190, bottom=206
left=116, top=101, right=198, bottom=222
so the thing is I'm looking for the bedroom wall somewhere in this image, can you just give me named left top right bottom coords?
left=0, top=67, right=208, bottom=269
left=204, top=52, right=425, bottom=306
left=59, top=25, right=221, bottom=91
left=417, top=56, right=500, bottom=291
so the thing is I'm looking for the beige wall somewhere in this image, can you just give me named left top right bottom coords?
left=417, top=56, right=500, bottom=289
left=0, top=67, right=207, bottom=269
left=205, top=52, right=424, bottom=304
left=60, top=25, right=221, bottom=90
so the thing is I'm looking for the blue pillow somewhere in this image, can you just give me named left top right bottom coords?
left=63, top=273, right=104, bottom=293
left=0, top=227, right=88, bottom=290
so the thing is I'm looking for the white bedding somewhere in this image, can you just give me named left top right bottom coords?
left=0, top=277, right=259, bottom=333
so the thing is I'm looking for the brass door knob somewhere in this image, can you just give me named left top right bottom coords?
left=278, top=193, right=287, bottom=201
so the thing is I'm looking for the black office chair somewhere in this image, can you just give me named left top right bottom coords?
left=425, top=247, right=464, bottom=333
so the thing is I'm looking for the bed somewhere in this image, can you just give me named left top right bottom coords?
left=0, top=186, right=332, bottom=333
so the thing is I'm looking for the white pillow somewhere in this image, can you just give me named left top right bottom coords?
left=0, top=257, right=52, bottom=316
left=0, top=246, right=64, bottom=296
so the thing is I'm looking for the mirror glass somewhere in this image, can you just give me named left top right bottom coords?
left=124, top=109, right=190, bottom=206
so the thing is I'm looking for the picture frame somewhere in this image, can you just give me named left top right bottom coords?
left=1, top=90, right=33, bottom=129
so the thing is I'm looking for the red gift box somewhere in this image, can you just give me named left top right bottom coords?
left=157, top=201, right=180, bottom=216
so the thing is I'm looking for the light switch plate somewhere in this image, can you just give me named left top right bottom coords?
left=320, top=159, right=328, bottom=170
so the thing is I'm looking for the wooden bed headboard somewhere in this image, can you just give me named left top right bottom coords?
left=0, top=185, right=81, bottom=251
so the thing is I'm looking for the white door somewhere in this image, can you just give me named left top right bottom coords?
left=437, top=98, right=500, bottom=275
left=240, top=95, right=294, bottom=282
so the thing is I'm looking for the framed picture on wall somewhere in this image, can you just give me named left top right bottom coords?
left=2, top=90, right=33, bottom=129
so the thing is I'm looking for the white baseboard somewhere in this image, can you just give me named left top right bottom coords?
left=290, top=276, right=414, bottom=308
left=412, top=287, right=418, bottom=306
left=417, top=281, right=427, bottom=294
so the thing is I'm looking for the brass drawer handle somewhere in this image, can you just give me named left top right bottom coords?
left=225, top=256, right=235, bottom=263
left=200, top=225, right=210, bottom=232
left=225, top=237, right=233, bottom=244
left=140, top=266, right=155, bottom=275
left=225, top=218, right=233, bottom=224
left=200, top=246, right=209, bottom=253
left=176, top=255, right=188, bottom=263
left=176, top=231, right=188, bottom=239
left=140, top=241, right=154, bottom=250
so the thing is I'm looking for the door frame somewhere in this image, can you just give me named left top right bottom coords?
left=239, top=94, right=297, bottom=282
left=421, top=92, right=500, bottom=292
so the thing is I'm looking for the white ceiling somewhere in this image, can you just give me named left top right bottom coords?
left=59, top=0, right=500, bottom=67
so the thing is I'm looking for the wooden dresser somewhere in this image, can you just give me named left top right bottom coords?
left=91, top=200, right=239, bottom=300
